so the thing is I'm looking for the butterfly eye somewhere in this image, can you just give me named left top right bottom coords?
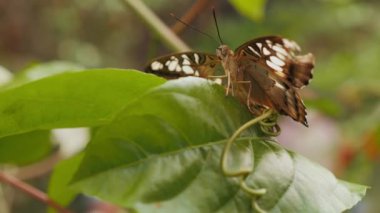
left=216, top=45, right=231, bottom=60
left=221, top=48, right=228, bottom=56
left=223, top=49, right=228, bottom=56
left=216, top=47, right=223, bottom=60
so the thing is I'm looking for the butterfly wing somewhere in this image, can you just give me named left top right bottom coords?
left=235, top=36, right=315, bottom=88
left=145, top=52, right=220, bottom=79
left=234, top=36, right=314, bottom=126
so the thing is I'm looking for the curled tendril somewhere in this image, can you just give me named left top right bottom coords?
left=253, top=199, right=267, bottom=213
left=259, top=111, right=281, bottom=136
left=221, top=109, right=281, bottom=213
left=239, top=176, right=267, bottom=195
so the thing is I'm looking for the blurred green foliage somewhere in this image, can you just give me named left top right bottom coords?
left=228, top=0, right=266, bottom=21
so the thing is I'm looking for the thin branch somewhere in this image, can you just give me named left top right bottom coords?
left=0, top=172, right=72, bottom=213
left=121, top=0, right=190, bottom=52
left=171, top=0, right=213, bottom=35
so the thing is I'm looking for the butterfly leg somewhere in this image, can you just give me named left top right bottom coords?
left=208, top=70, right=234, bottom=96
left=244, top=81, right=252, bottom=108
left=226, top=71, right=233, bottom=96
left=206, top=74, right=234, bottom=96
left=218, top=71, right=234, bottom=96
left=207, top=74, right=227, bottom=81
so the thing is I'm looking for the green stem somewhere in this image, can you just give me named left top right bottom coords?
left=239, top=176, right=267, bottom=195
left=221, top=110, right=273, bottom=177
left=122, top=0, right=191, bottom=52
left=253, top=200, right=267, bottom=213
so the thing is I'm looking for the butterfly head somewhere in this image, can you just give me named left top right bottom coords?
left=216, top=45, right=234, bottom=61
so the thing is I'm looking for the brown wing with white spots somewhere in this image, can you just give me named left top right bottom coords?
left=144, top=52, right=220, bottom=79
left=235, top=36, right=315, bottom=88
left=235, top=36, right=314, bottom=126
left=234, top=60, right=308, bottom=126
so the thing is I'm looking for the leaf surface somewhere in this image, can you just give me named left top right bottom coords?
left=0, top=130, right=52, bottom=165
left=0, top=69, right=165, bottom=138
left=64, top=78, right=366, bottom=213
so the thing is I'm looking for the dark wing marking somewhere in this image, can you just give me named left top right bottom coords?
left=144, top=52, right=220, bottom=79
left=235, top=36, right=315, bottom=89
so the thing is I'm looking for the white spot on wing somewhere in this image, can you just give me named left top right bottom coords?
left=266, top=60, right=283, bottom=72
left=182, top=59, right=191, bottom=65
left=275, top=81, right=286, bottom=90
left=181, top=54, right=190, bottom=60
left=270, top=56, right=285, bottom=67
left=282, top=39, right=300, bottom=51
left=182, top=66, right=194, bottom=74
left=263, top=47, right=271, bottom=55
left=272, top=45, right=288, bottom=56
left=150, top=61, right=163, bottom=70
left=168, top=60, right=178, bottom=71
left=276, top=52, right=286, bottom=60
left=193, top=53, right=200, bottom=64
left=248, top=46, right=260, bottom=56
left=194, top=71, right=200, bottom=76
left=266, top=40, right=273, bottom=47
left=256, top=43, right=262, bottom=49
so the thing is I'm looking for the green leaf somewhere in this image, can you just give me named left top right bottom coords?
left=229, top=0, right=267, bottom=22
left=67, top=78, right=366, bottom=212
left=251, top=150, right=367, bottom=212
left=0, top=69, right=165, bottom=138
left=0, top=130, right=53, bottom=166
left=47, top=153, right=84, bottom=213
left=73, top=77, right=253, bottom=181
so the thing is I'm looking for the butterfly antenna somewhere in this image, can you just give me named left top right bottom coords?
left=170, top=13, right=219, bottom=45
left=212, top=8, right=224, bottom=45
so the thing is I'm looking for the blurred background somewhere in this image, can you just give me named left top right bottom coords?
left=0, top=0, right=379, bottom=212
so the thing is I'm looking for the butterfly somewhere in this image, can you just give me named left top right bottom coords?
left=145, top=36, right=315, bottom=126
